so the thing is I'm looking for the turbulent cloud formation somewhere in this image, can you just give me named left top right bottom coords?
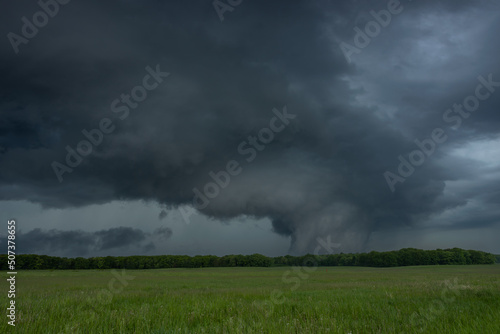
left=1, top=0, right=499, bottom=255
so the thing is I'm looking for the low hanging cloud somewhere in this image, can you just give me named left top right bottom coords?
left=0, top=227, right=172, bottom=257
left=0, top=0, right=499, bottom=255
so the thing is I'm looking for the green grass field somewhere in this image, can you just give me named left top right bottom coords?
left=2, top=265, right=499, bottom=333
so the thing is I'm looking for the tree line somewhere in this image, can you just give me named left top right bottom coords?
left=0, top=248, right=496, bottom=270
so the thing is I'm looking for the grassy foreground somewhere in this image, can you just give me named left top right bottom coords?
left=2, top=265, right=499, bottom=333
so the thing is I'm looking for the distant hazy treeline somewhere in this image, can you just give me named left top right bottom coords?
left=0, top=248, right=496, bottom=270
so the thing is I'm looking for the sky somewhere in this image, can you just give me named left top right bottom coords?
left=0, top=0, right=499, bottom=258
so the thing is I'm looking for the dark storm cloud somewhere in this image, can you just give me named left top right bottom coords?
left=0, top=226, right=170, bottom=257
left=158, top=209, right=168, bottom=220
left=1, top=0, right=499, bottom=254
left=95, top=226, right=147, bottom=250
left=154, top=226, right=173, bottom=240
left=16, top=228, right=96, bottom=256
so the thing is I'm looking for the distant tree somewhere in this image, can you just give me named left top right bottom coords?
left=273, top=256, right=287, bottom=266
left=74, top=257, right=88, bottom=269
left=3, top=247, right=497, bottom=269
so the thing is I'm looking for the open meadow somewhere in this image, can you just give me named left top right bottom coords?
left=2, top=265, right=499, bottom=333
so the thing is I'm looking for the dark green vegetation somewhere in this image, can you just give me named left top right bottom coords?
left=1, top=248, right=495, bottom=270
left=2, top=265, right=499, bottom=333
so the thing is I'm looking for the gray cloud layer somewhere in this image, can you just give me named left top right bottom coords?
left=0, top=226, right=171, bottom=257
left=1, top=0, right=499, bottom=255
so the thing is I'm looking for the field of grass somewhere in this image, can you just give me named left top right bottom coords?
left=2, top=265, right=499, bottom=333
